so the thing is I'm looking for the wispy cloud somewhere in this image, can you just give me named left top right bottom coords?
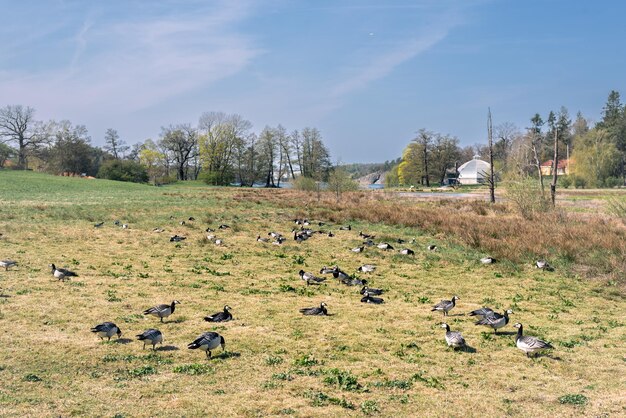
left=0, top=1, right=262, bottom=115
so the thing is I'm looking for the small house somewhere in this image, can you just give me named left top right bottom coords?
left=540, top=159, right=570, bottom=176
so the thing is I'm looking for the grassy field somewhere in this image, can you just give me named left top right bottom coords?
left=0, top=170, right=624, bottom=417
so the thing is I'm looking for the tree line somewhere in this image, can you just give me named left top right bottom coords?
left=387, top=90, right=626, bottom=189
left=0, top=106, right=332, bottom=186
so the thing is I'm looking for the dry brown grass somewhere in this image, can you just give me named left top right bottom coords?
left=1, top=172, right=625, bottom=417
left=238, top=189, right=626, bottom=286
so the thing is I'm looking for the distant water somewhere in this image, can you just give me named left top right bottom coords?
left=368, top=184, right=385, bottom=190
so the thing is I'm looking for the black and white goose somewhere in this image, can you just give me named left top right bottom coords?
left=480, top=256, right=497, bottom=264
left=170, top=235, right=186, bottom=242
left=94, top=222, right=104, bottom=228
left=204, top=305, right=233, bottom=322
left=136, top=329, right=163, bottom=350
left=431, top=295, right=460, bottom=316
left=341, top=276, right=366, bottom=286
left=362, top=239, right=375, bottom=247
left=294, top=231, right=309, bottom=243
left=359, top=231, right=375, bottom=239
left=187, top=332, right=226, bottom=359
left=535, top=260, right=554, bottom=271
left=327, top=231, right=335, bottom=237
left=440, top=323, right=466, bottom=349
left=50, top=264, right=78, bottom=281
left=357, top=264, right=376, bottom=273
left=218, top=224, right=230, bottom=230
left=351, top=246, right=364, bottom=253
left=1, top=260, right=17, bottom=271
left=360, top=285, right=383, bottom=295
left=272, top=237, right=286, bottom=245
left=339, top=225, right=352, bottom=231
left=299, top=302, right=328, bottom=316
left=427, top=244, right=438, bottom=251
left=377, top=242, right=394, bottom=250
left=320, top=266, right=336, bottom=275
left=361, top=291, right=384, bottom=304
left=257, top=235, right=270, bottom=243
left=468, top=307, right=495, bottom=319
left=268, top=231, right=282, bottom=239
left=91, top=322, right=122, bottom=341
left=299, top=270, right=326, bottom=286
left=153, top=228, right=165, bottom=233
left=399, top=248, right=415, bottom=255
left=513, top=323, right=553, bottom=357
left=475, top=309, right=513, bottom=334
left=143, top=300, right=180, bottom=322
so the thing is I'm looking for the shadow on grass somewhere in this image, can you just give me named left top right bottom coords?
left=157, top=345, right=179, bottom=351
left=211, top=351, right=241, bottom=360
left=493, top=331, right=517, bottom=336
left=114, top=338, right=133, bottom=345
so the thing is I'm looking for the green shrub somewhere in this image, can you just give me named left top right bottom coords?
left=292, top=176, right=318, bottom=191
left=505, top=177, right=550, bottom=219
left=560, top=175, right=572, bottom=189
left=97, top=159, right=148, bottom=183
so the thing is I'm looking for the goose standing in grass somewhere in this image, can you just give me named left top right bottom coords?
left=480, top=256, right=497, bottom=264
left=299, top=270, right=326, bottom=286
left=187, top=332, right=226, bottom=359
left=431, top=295, right=460, bottom=316
left=399, top=248, right=415, bottom=255
left=357, top=264, right=376, bottom=273
left=320, top=266, right=336, bottom=275
left=91, top=322, right=122, bottom=341
left=331, top=267, right=350, bottom=281
left=361, top=291, right=384, bottom=304
left=513, top=323, right=553, bottom=357
left=468, top=307, right=495, bottom=319
left=256, top=235, right=270, bottom=243
left=143, top=300, right=180, bottom=322
left=427, top=244, right=438, bottom=251
left=50, top=264, right=78, bottom=281
left=377, top=242, right=394, bottom=250
left=475, top=309, right=513, bottom=334
left=1, top=260, right=17, bottom=271
left=136, top=329, right=163, bottom=350
left=351, top=246, right=364, bottom=253
left=204, top=306, right=233, bottom=322
left=440, top=323, right=466, bottom=350
left=535, top=260, right=554, bottom=271
left=360, top=285, right=383, bottom=295
left=299, top=302, right=328, bottom=316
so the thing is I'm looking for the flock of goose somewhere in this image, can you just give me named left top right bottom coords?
left=1, top=216, right=555, bottom=361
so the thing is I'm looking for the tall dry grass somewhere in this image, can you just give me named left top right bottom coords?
left=234, top=189, right=626, bottom=284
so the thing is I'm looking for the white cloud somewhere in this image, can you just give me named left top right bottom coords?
left=0, top=1, right=262, bottom=116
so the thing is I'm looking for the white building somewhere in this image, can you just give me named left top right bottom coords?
left=457, top=155, right=491, bottom=185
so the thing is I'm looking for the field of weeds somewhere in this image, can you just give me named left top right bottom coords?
left=0, top=171, right=624, bottom=417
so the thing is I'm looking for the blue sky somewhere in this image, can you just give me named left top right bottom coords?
left=1, top=0, right=625, bottom=162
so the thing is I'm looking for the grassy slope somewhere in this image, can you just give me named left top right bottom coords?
left=0, top=170, right=624, bottom=417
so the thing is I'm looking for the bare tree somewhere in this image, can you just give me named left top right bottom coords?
left=414, top=129, right=433, bottom=186
left=529, top=113, right=545, bottom=196
left=159, top=124, right=198, bottom=180
left=488, top=108, right=496, bottom=203
left=0, top=105, right=50, bottom=169
left=103, top=128, right=129, bottom=159
left=550, top=127, right=559, bottom=206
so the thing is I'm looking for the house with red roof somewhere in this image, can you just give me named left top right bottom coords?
left=540, top=159, right=570, bottom=176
